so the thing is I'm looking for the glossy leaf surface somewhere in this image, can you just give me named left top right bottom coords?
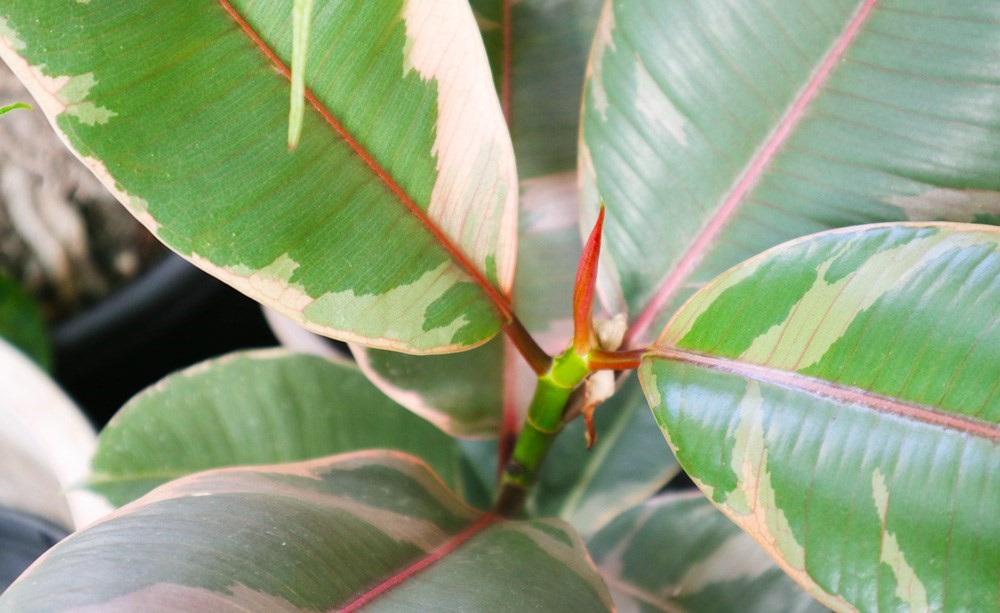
left=582, top=0, right=1000, bottom=345
left=588, top=493, right=824, bottom=612
left=0, top=0, right=516, bottom=353
left=89, top=350, right=486, bottom=508
left=4, top=453, right=614, bottom=611
left=353, top=0, right=604, bottom=435
left=640, top=224, right=1000, bottom=611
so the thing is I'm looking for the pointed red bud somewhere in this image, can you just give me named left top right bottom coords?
left=573, top=206, right=605, bottom=355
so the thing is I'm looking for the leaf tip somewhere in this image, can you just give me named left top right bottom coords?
left=573, top=205, right=606, bottom=354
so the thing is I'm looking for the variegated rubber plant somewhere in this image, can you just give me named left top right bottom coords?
left=1, top=1, right=997, bottom=610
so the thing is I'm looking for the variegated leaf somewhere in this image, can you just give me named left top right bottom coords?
left=530, top=375, right=680, bottom=537
left=640, top=223, right=1000, bottom=611
left=89, top=350, right=489, bottom=509
left=2, top=452, right=615, bottom=611
left=582, top=0, right=1000, bottom=347
left=352, top=0, right=604, bottom=435
left=588, top=493, right=824, bottom=612
left=0, top=0, right=516, bottom=353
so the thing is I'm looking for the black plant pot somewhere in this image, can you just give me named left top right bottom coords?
left=52, top=254, right=278, bottom=427
left=0, top=507, right=67, bottom=592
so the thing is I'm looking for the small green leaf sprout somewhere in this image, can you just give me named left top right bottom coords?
left=0, top=102, right=30, bottom=116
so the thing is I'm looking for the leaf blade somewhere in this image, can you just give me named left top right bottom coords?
left=351, top=0, right=605, bottom=435
left=88, top=350, right=484, bottom=507
left=4, top=453, right=614, bottom=611
left=588, top=493, right=825, bottom=612
left=0, top=0, right=516, bottom=353
left=582, top=0, right=1000, bottom=346
left=640, top=223, right=1000, bottom=611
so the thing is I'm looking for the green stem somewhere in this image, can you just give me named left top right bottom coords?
left=494, top=347, right=589, bottom=517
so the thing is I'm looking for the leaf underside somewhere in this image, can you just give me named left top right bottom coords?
left=3, top=452, right=614, bottom=611
left=588, top=492, right=826, bottom=612
left=583, top=0, right=1000, bottom=344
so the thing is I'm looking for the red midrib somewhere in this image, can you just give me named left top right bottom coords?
left=648, top=347, right=1000, bottom=440
left=341, top=514, right=499, bottom=610
left=626, top=0, right=880, bottom=347
left=217, top=1, right=514, bottom=322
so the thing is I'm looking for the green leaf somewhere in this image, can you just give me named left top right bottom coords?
left=353, top=337, right=508, bottom=437
left=0, top=274, right=50, bottom=370
left=89, top=350, right=487, bottom=508
left=351, top=0, right=604, bottom=436
left=0, top=0, right=516, bottom=353
left=3, top=452, right=615, bottom=611
left=471, top=0, right=606, bottom=179
left=588, top=493, right=825, bottom=612
left=582, top=0, right=1000, bottom=346
left=640, top=223, right=1000, bottom=611
left=530, top=375, right=680, bottom=536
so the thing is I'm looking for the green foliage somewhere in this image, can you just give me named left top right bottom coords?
left=1, top=1, right=997, bottom=610
left=0, top=275, right=51, bottom=370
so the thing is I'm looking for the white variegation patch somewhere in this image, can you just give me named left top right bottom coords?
left=634, top=56, right=688, bottom=146
left=51, top=72, right=115, bottom=125
left=70, top=583, right=312, bottom=613
left=0, top=34, right=151, bottom=238
left=350, top=343, right=499, bottom=436
left=229, top=254, right=313, bottom=312
left=723, top=382, right=854, bottom=611
left=738, top=230, right=984, bottom=371
left=191, top=252, right=313, bottom=320
left=401, top=0, right=518, bottom=294
left=593, top=503, right=657, bottom=580
left=871, top=470, right=929, bottom=611
left=676, top=533, right=773, bottom=592
left=0, top=39, right=114, bottom=126
left=588, top=0, right=616, bottom=121
left=125, top=451, right=479, bottom=549
left=658, top=250, right=769, bottom=346
left=305, top=262, right=484, bottom=351
left=0, top=17, right=26, bottom=51
left=195, top=255, right=487, bottom=352
left=886, top=188, right=1000, bottom=223
left=520, top=172, right=578, bottom=233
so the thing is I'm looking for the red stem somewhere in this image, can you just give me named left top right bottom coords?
left=505, top=318, right=552, bottom=375
left=587, top=348, right=644, bottom=371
